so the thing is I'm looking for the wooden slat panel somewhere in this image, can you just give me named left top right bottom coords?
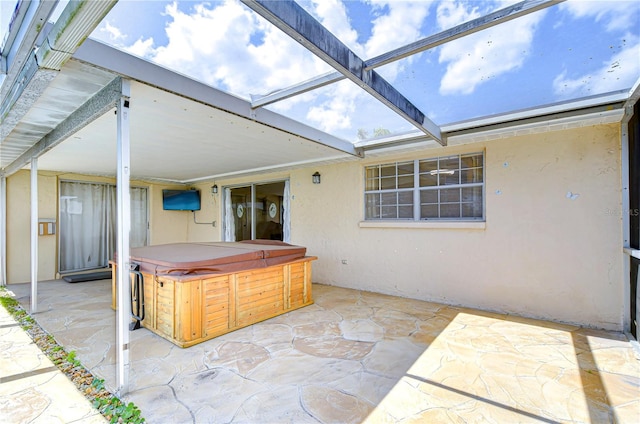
left=289, top=287, right=303, bottom=307
left=203, top=276, right=229, bottom=335
left=236, top=266, right=284, bottom=279
left=303, top=261, right=311, bottom=302
left=237, top=265, right=285, bottom=327
left=238, top=284, right=282, bottom=301
left=237, top=299, right=285, bottom=326
left=229, top=274, right=237, bottom=329
left=284, top=264, right=291, bottom=309
left=205, top=310, right=228, bottom=324
left=237, top=274, right=283, bottom=293
left=205, top=306, right=227, bottom=324
left=241, top=291, right=282, bottom=309
left=191, top=281, right=203, bottom=341
left=289, top=263, right=306, bottom=307
left=175, top=282, right=187, bottom=342
left=205, top=315, right=228, bottom=330
left=155, top=278, right=174, bottom=339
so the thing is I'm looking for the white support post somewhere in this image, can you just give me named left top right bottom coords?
left=30, top=157, right=38, bottom=312
left=115, top=80, right=132, bottom=396
left=0, top=177, right=6, bottom=287
left=622, top=121, right=631, bottom=333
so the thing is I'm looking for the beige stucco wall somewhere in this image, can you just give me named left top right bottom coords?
left=5, top=171, right=191, bottom=283
left=290, top=124, right=623, bottom=330
left=4, top=123, right=624, bottom=330
left=6, top=171, right=58, bottom=283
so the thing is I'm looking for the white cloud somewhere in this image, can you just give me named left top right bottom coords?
left=99, top=21, right=127, bottom=42
left=305, top=81, right=362, bottom=133
left=553, top=36, right=640, bottom=98
left=437, top=1, right=545, bottom=95
left=312, top=0, right=361, bottom=54
left=560, top=0, right=639, bottom=33
left=125, top=37, right=156, bottom=58
left=303, top=0, right=432, bottom=133
left=123, top=1, right=329, bottom=98
left=366, top=0, right=432, bottom=57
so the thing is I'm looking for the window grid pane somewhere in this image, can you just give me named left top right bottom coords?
left=365, top=153, right=483, bottom=221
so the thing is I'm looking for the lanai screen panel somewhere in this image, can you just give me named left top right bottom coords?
left=79, top=0, right=639, bottom=144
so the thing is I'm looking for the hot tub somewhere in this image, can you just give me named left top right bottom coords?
left=111, top=240, right=316, bottom=347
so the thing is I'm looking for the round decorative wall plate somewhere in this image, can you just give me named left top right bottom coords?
left=268, top=202, right=277, bottom=218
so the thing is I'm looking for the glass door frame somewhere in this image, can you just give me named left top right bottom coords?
left=223, top=179, right=289, bottom=242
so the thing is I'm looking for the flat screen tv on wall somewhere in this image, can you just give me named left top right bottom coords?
left=162, top=189, right=201, bottom=211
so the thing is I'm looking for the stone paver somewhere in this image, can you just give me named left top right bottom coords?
left=0, top=302, right=106, bottom=423
left=4, top=280, right=640, bottom=424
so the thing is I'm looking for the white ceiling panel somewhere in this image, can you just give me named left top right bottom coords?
left=35, top=78, right=353, bottom=182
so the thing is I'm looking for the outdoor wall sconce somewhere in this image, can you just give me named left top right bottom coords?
left=211, top=184, right=218, bottom=194
left=312, top=172, right=321, bottom=184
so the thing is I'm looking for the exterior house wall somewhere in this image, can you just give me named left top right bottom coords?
left=148, top=184, right=192, bottom=245
left=5, top=171, right=191, bottom=283
left=4, top=123, right=624, bottom=330
left=187, top=171, right=292, bottom=243
left=288, top=124, right=623, bottom=330
left=6, top=171, right=58, bottom=283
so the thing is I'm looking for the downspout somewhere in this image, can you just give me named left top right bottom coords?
left=621, top=78, right=640, bottom=338
left=0, top=176, right=5, bottom=286
left=30, top=156, right=38, bottom=312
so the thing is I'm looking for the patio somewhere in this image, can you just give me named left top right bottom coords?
left=7, top=279, right=640, bottom=423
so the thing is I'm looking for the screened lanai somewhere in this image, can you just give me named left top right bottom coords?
left=1, top=0, right=639, bottom=401
left=1, top=0, right=638, bottom=178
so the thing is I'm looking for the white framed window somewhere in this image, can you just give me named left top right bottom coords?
left=364, top=152, right=484, bottom=221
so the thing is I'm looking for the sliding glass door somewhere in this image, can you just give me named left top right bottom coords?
left=224, top=180, right=289, bottom=242
left=59, top=181, right=148, bottom=273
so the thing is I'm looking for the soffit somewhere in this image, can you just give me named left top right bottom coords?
left=0, top=60, right=116, bottom=169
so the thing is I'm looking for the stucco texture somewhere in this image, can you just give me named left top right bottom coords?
left=5, top=124, right=624, bottom=331
left=291, top=124, right=623, bottom=330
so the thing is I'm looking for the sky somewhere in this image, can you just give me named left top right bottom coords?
left=2, top=0, right=640, bottom=142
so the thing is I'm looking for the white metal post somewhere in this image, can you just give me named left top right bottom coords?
left=30, top=158, right=38, bottom=312
left=115, top=80, right=132, bottom=396
left=622, top=120, right=631, bottom=333
left=0, top=176, right=6, bottom=286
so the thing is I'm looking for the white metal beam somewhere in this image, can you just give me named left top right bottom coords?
left=240, top=0, right=444, bottom=145
left=250, top=70, right=342, bottom=108
left=30, top=157, right=38, bottom=313
left=2, top=77, right=123, bottom=178
left=115, top=79, right=132, bottom=396
left=249, top=0, right=564, bottom=110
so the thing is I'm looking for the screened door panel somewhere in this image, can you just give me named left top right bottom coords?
left=59, top=182, right=148, bottom=273
left=60, top=182, right=110, bottom=272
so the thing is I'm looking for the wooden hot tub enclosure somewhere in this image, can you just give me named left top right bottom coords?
left=112, top=241, right=315, bottom=348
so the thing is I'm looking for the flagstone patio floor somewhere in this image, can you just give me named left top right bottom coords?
left=4, top=279, right=640, bottom=423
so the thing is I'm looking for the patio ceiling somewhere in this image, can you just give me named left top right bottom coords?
left=0, top=38, right=360, bottom=183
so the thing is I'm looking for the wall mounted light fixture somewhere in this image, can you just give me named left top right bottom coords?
left=312, top=172, right=321, bottom=184
left=211, top=184, right=218, bottom=194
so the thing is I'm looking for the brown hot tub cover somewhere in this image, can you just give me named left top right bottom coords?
left=128, top=240, right=306, bottom=279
